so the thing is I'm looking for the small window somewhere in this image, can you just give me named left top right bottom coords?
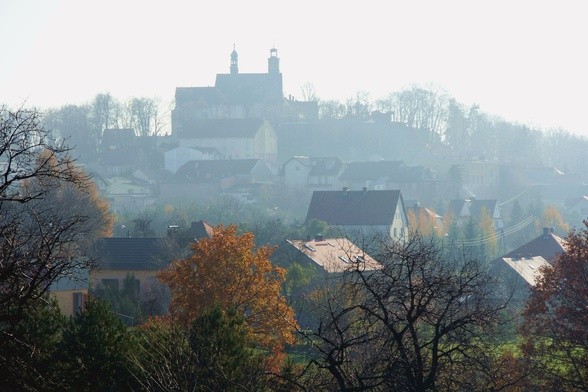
left=73, top=292, right=84, bottom=314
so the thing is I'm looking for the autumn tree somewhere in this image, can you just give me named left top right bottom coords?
left=158, top=224, right=298, bottom=369
left=521, top=221, right=588, bottom=390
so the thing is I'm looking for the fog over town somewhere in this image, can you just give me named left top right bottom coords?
left=2, top=1, right=588, bottom=390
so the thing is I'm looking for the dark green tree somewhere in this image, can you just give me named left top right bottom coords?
left=53, top=299, right=133, bottom=391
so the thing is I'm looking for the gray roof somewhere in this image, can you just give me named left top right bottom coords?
left=92, top=238, right=169, bottom=270
left=502, top=229, right=566, bottom=262
left=215, top=72, right=283, bottom=105
left=306, top=189, right=402, bottom=226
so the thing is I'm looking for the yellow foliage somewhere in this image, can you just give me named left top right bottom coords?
left=158, top=224, right=298, bottom=369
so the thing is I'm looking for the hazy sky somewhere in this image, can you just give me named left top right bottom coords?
left=1, top=0, right=586, bottom=137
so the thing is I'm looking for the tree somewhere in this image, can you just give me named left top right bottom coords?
left=301, top=235, right=510, bottom=391
left=158, top=225, right=298, bottom=369
left=521, top=221, right=588, bottom=390
left=53, top=299, right=134, bottom=391
left=0, top=106, right=113, bottom=339
left=0, top=297, right=64, bottom=391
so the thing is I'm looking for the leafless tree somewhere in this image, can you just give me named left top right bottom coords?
left=1, top=106, right=113, bottom=339
left=299, top=235, right=515, bottom=391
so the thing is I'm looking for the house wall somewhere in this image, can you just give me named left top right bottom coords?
left=51, top=289, right=88, bottom=316
left=283, top=161, right=311, bottom=187
left=164, top=147, right=216, bottom=174
left=89, top=269, right=159, bottom=298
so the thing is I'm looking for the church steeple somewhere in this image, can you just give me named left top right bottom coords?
left=268, top=47, right=279, bottom=74
left=230, top=45, right=238, bottom=75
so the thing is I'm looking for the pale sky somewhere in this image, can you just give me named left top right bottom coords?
left=1, top=0, right=587, bottom=137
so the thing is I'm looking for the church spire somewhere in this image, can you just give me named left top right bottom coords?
left=230, top=44, right=238, bottom=75
left=268, top=47, right=279, bottom=74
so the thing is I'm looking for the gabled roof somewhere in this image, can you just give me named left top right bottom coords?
left=189, top=220, right=215, bottom=241
left=176, top=118, right=265, bottom=138
left=175, top=159, right=265, bottom=181
left=501, top=256, right=551, bottom=287
left=282, top=156, right=343, bottom=176
left=306, top=189, right=402, bottom=226
left=92, top=238, right=169, bottom=270
left=469, top=199, right=497, bottom=218
left=447, top=199, right=497, bottom=220
left=287, top=237, right=381, bottom=273
left=502, top=228, right=566, bottom=262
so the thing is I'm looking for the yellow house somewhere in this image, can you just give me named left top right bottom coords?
left=49, top=269, right=88, bottom=316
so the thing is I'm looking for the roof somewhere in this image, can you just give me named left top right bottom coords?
left=50, top=268, right=89, bottom=291
left=446, top=198, right=497, bottom=220
left=189, top=220, right=215, bottom=241
left=282, top=156, right=343, bottom=176
left=502, top=228, right=566, bottom=262
left=175, top=87, right=226, bottom=106
left=501, top=256, right=551, bottom=286
left=175, top=159, right=262, bottom=181
left=175, top=118, right=265, bottom=138
left=287, top=237, right=381, bottom=273
left=215, top=72, right=283, bottom=105
left=92, top=237, right=169, bottom=270
left=306, top=189, right=402, bottom=226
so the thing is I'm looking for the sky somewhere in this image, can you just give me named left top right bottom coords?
left=1, top=0, right=587, bottom=137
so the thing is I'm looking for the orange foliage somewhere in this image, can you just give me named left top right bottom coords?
left=158, top=224, right=298, bottom=369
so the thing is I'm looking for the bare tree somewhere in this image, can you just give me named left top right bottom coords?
left=300, top=235, right=515, bottom=391
left=0, top=106, right=113, bottom=339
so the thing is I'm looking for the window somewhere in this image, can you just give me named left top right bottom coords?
left=73, top=292, right=84, bottom=314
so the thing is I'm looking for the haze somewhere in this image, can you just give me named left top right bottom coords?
left=1, top=0, right=586, bottom=137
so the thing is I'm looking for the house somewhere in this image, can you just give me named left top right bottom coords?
left=160, top=158, right=275, bottom=202
left=164, top=146, right=221, bottom=174
left=305, top=189, right=409, bottom=242
left=100, top=128, right=142, bottom=174
left=448, top=160, right=500, bottom=199
left=286, top=236, right=381, bottom=273
left=491, top=227, right=566, bottom=303
left=566, top=195, right=588, bottom=217
left=89, top=237, right=171, bottom=300
left=405, top=201, right=443, bottom=233
left=173, top=118, right=278, bottom=171
left=104, top=175, right=156, bottom=214
left=446, top=198, right=503, bottom=229
left=49, top=268, right=89, bottom=316
left=281, top=156, right=344, bottom=189
left=339, top=160, right=438, bottom=202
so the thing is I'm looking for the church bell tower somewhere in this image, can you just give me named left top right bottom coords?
left=268, top=47, right=279, bottom=74
left=230, top=45, right=238, bottom=75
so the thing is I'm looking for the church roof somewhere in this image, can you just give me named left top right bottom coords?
left=215, top=72, right=282, bottom=105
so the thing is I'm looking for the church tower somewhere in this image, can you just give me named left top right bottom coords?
left=268, top=47, right=279, bottom=74
left=230, top=45, right=238, bottom=75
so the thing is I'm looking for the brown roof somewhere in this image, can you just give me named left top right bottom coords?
left=305, top=189, right=402, bottom=226
left=287, top=238, right=381, bottom=273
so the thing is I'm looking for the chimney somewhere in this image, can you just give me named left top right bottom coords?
left=362, top=186, right=368, bottom=193
left=342, top=186, right=349, bottom=195
left=543, top=227, right=550, bottom=236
